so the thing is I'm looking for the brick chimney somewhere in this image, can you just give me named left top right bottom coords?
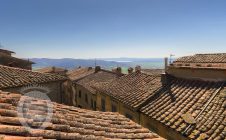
left=95, top=66, right=101, bottom=73
left=135, top=65, right=141, bottom=73
left=128, top=67, right=133, bottom=74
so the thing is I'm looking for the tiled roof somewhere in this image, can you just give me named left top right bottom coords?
left=140, top=78, right=225, bottom=140
left=171, top=53, right=226, bottom=69
left=36, top=67, right=67, bottom=73
left=0, top=52, right=34, bottom=64
left=141, top=69, right=164, bottom=75
left=67, top=67, right=95, bottom=81
left=175, top=53, right=226, bottom=63
left=0, top=65, right=67, bottom=89
left=0, top=48, right=15, bottom=54
left=77, top=70, right=121, bottom=94
left=96, top=72, right=162, bottom=109
left=0, top=90, right=164, bottom=140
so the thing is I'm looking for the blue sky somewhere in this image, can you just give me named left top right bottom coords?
left=0, top=0, right=226, bottom=58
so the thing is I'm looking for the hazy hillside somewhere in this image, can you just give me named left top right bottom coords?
left=31, top=58, right=165, bottom=70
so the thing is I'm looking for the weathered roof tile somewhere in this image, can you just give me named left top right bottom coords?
left=95, top=72, right=162, bottom=109
left=172, top=53, right=226, bottom=69
left=77, top=70, right=122, bottom=94
left=0, top=65, right=67, bottom=89
left=140, top=78, right=226, bottom=140
left=0, top=90, right=163, bottom=139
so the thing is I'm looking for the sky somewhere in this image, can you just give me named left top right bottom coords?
left=0, top=0, right=226, bottom=59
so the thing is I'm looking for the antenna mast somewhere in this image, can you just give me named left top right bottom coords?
left=170, top=54, right=175, bottom=64
left=94, top=58, right=97, bottom=67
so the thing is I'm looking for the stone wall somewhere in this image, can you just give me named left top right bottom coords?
left=168, top=66, right=226, bottom=81
left=62, top=80, right=76, bottom=106
left=3, top=81, right=63, bottom=104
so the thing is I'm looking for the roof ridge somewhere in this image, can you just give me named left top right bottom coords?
left=195, top=53, right=226, bottom=55
left=0, top=64, right=62, bottom=76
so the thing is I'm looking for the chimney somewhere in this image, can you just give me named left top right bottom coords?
left=52, top=66, right=56, bottom=72
left=95, top=66, right=101, bottom=73
left=161, top=73, right=172, bottom=86
left=164, top=57, right=169, bottom=73
left=88, top=67, right=92, bottom=71
left=112, top=67, right=122, bottom=75
left=128, top=67, right=133, bottom=74
left=135, top=65, right=141, bottom=73
left=116, top=67, right=122, bottom=75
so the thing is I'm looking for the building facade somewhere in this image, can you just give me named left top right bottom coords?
left=94, top=53, right=226, bottom=140
left=95, top=69, right=162, bottom=123
left=0, top=48, right=34, bottom=70
left=0, top=65, right=67, bottom=104
left=75, top=66, right=123, bottom=110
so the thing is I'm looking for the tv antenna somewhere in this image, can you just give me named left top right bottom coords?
left=170, top=54, right=175, bottom=64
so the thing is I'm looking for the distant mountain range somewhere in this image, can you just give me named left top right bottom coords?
left=30, top=58, right=165, bottom=70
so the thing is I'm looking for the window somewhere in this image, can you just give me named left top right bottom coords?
left=111, top=104, right=117, bottom=112
left=93, top=101, right=96, bottom=110
left=78, top=90, right=81, bottom=98
left=101, top=98, right=106, bottom=112
left=125, top=113, right=133, bottom=120
left=147, top=123, right=158, bottom=133
left=85, top=94, right=88, bottom=103
left=91, top=99, right=93, bottom=108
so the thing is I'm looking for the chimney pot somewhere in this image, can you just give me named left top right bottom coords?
left=128, top=67, right=133, bottom=74
left=52, top=66, right=56, bottom=72
left=95, top=66, right=101, bottom=73
left=112, top=67, right=122, bottom=75
left=135, top=65, right=141, bottom=73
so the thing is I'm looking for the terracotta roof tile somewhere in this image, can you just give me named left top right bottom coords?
left=173, top=53, right=226, bottom=69
left=67, top=67, right=95, bottom=81
left=0, top=90, right=163, bottom=139
left=140, top=78, right=226, bottom=140
left=77, top=70, right=122, bottom=94
left=95, top=72, right=162, bottom=109
left=0, top=65, right=67, bottom=89
left=0, top=52, right=34, bottom=65
left=141, top=69, right=164, bottom=75
left=0, top=49, right=15, bottom=54
left=36, top=67, right=67, bottom=74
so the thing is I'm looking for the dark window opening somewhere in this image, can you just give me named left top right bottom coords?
left=78, top=105, right=82, bottom=108
left=91, top=99, right=93, bottom=108
left=125, top=113, right=133, bottom=120
left=112, top=104, right=117, bottom=112
left=147, top=123, right=158, bottom=133
left=85, top=94, right=88, bottom=103
left=101, top=98, right=105, bottom=112
left=93, top=101, right=96, bottom=110
left=78, top=90, right=81, bottom=98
